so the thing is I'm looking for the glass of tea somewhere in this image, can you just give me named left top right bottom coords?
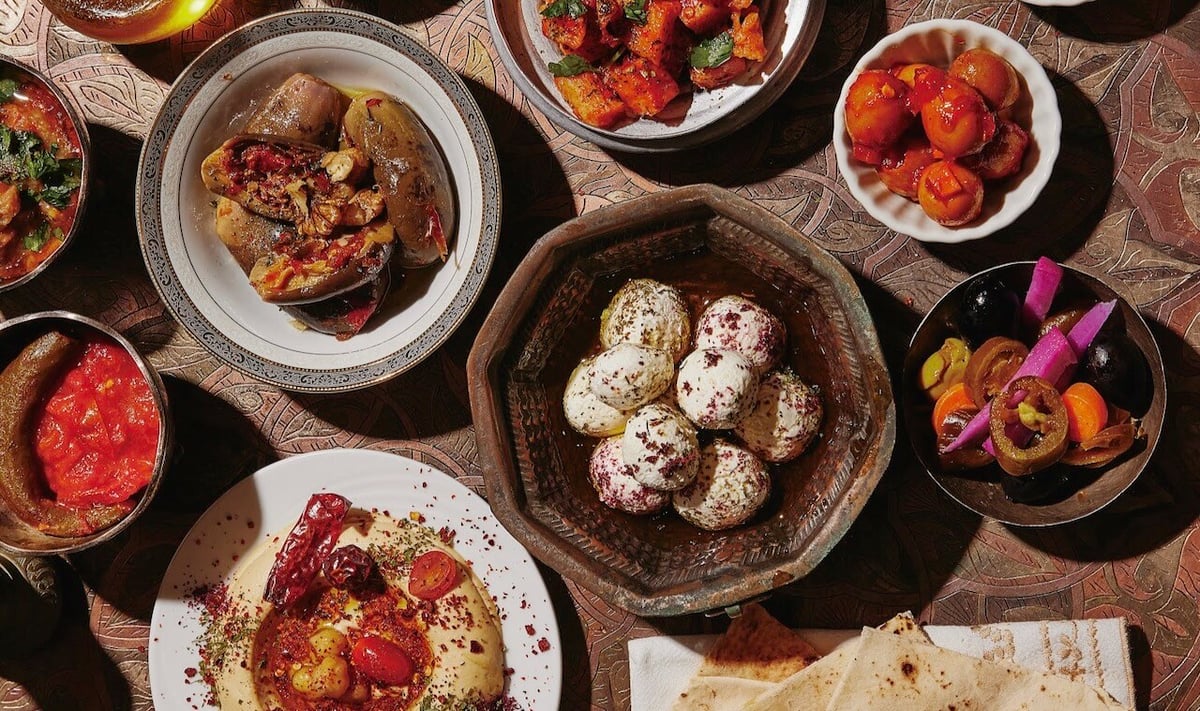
left=42, top=0, right=218, bottom=44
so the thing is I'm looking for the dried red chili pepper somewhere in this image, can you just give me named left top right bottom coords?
left=322, top=544, right=375, bottom=589
left=263, top=492, right=350, bottom=608
left=1060, top=422, right=1138, bottom=468
left=989, top=375, right=1069, bottom=477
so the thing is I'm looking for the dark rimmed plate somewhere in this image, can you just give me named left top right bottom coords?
left=136, top=9, right=500, bottom=392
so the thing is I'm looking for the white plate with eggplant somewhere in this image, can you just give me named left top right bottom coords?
left=137, top=9, right=500, bottom=392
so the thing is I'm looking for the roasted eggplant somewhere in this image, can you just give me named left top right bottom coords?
left=201, top=136, right=381, bottom=238
left=214, top=73, right=350, bottom=271
left=247, top=221, right=394, bottom=304
left=343, top=92, right=455, bottom=268
left=246, top=72, right=349, bottom=147
left=286, top=268, right=393, bottom=340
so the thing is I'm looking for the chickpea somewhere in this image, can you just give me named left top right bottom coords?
left=309, top=627, right=349, bottom=658
left=291, top=655, right=351, bottom=700
left=917, top=161, right=984, bottom=226
left=963, top=119, right=1030, bottom=181
left=920, top=74, right=996, bottom=158
left=844, top=70, right=914, bottom=164
left=950, top=48, right=1020, bottom=113
left=876, top=135, right=938, bottom=200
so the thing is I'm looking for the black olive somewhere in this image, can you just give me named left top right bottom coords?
left=956, top=274, right=1020, bottom=348
left=1081, top=332, right=1153, bottom=416
left=1001, top=465, right=1103, bottom=505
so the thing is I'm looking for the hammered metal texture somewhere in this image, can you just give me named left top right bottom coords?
left=0, top=0, right=1198, bottom=709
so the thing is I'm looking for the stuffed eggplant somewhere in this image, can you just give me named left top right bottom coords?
left=343, top=92, right=455, bottom=268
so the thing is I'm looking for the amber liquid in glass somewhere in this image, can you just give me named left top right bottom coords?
left=43, top=0, right=218, bottom=44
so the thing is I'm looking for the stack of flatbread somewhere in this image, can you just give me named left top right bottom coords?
left=671, top=605, right=1131, bottom=710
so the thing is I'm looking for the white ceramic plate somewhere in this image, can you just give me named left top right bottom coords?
left=832, top=19, right=1061, bottom=244
left=148, top=449, right=563, bottom=709
left=137, top=10, right=500, bottom=392
left=487, top=0, right=825, bottom=152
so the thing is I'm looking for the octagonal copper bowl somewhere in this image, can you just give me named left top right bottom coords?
left=467, top=184, right=895, bottom=616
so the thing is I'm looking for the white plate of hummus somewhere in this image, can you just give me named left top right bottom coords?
left=148, top=449, right=562, bottom=709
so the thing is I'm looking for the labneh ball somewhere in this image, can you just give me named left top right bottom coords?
left=734, top=370, right=823, bottom=463
left=695, top=295, right=786, bottom=374
left=563, top=357, right=630, bottom=437
left=600, top=279, right=692, bottom=362
left=675, top=348, right=759, bottom=429
left=673, top=439, right=770, bottom=530
left=588, top=343, right=673, bottom=411
left=622, top=403, right=701, bottom=491
left=588, top=436, right=670, bottom=515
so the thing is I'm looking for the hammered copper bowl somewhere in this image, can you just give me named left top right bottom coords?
left=0, top=56, right=91, bottom=294
left=0, top=312, right=171, bottom=555
left=903, top=263, right=1165, bottom=526
left=467, top=185, right=895, bottom=617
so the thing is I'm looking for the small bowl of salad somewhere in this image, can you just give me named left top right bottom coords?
left=902, top=259, right=1165, bottom=526
left=0, top=56, right=89, bottom=293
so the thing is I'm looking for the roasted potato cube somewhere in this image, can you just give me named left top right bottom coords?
left=625, top=0, right=688, bottom=74
left=554, top=72, right=629, bottom=128
left=731, top=6, right=766, bottom=61
left=690, top=55, right=750, bottom=90
left=680, top=0, right=729, bottom=34
left=603, top=55, right=681, bottom=117
left=542, top=13, right=611, bottom=62
left=595, top=0, right=625, bottom=46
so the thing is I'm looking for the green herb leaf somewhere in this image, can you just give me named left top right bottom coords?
left=0, top=79, right=18, bottom=104
left=624, top=0, right=648, bottom=24
left=540, top=0, right=588, bottom=18
left=549, top=55, right=597, bottom=77
left=690, top=31, right=734, bottom=69
left=22, top=224, right=53, bottom=251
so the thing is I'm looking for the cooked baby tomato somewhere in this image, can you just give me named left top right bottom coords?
left=844, top=70, right=913, bottom=163
left=408, top=549, right=458, bottom=600
left=351, top=635, right=414, bottom=687
left=920, top=74, right=996, bottom=158
left=963, top=119, right=1029, bottom=181
left=877, top=134, right=938, bottom=200
left=950, top=48, right=1020, bottom=113
left=917, top=160, right=984, bottom=226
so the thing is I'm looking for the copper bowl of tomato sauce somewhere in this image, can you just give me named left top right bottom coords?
left=0, top=56, right=90, bottom=293
left=0, top=311, right=171, bottom=554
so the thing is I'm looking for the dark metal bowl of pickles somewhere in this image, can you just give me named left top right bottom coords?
left=902, top=261, right=1165, bottom=526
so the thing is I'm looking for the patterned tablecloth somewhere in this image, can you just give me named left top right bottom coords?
left=0, top=0, right=1198, bottom=708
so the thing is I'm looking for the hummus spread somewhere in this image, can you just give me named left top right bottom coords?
left=206, top=509, right=504, bottom=709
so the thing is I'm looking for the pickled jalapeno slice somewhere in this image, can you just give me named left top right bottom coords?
left=989, top=375, right=1069, bottom=477
left=963, top=336, right=1028, bottom=408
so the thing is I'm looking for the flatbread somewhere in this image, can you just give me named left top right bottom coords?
left=696, top=603, right=820, bottom=682
left=671, top=677, right=776, bottom=710
left=671, top=604, right=819, bottom=711
left=745, top=612, right=932, bottom=711
left=825, top=627, right=1129, bottom=710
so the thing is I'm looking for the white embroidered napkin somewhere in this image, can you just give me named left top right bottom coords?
left=628, top=617, right=1134, bottom=710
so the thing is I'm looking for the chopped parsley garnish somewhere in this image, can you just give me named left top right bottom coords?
left=624, top=0, right=648, bottom=24
left=22, top=223, right=60, bottom=251
left=548, top=55, right=597, bottom=77
left=0, top=79, right=18, bottom=104
left=540, top=0, right=587, bottom=18
left=0, top=125, right=81, bottom=209
left=690, top=31, right=734, bottom=69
